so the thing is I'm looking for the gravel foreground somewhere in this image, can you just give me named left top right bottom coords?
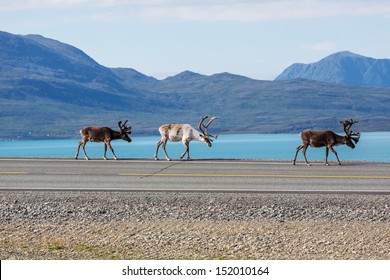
left=0, top=191, right=389, bottom=260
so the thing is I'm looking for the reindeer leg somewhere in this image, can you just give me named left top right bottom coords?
left=75, top=141, right=83, bottom=159
left=105, top=140, right=117, bottom=160
left=325, top=147, right=330, bottom=166
left=154, top=140, right=162, bottom=160
left=103, top=143, right=108, bottom=160
left=293, top=144, right=304, bottom=165
left=302, top=145, right=310, bottom=166
left=81, top=141, right=90, bottom=160
left=180, top=141, right=190, bottom=160
left=186, top=143, right=191, bottom=160
left=329, top=146, right=341, bottom=165
left=161, top=139, right=171, bottom=161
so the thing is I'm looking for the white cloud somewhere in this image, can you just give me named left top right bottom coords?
left=0, top=0, right=91, bottom=10
left=304, top=41, right=338, bottom=51
left=139, top=0, right=390, bottom=21
left=0, top=0, right=172, bottom=10
left=3, top=0, right=390, bottom=21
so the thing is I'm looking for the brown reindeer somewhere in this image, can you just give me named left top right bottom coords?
left=154, top=115, right=218, bottom=161
left=293, top=119, right=360, bottom=166
left=75, top=120, right=132, bottom=160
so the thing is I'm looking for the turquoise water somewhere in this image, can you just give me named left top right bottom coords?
left=0, top=132, right=390, bottom=162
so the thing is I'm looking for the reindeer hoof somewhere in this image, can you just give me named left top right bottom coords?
left=85, top=157, right=90, bottom=161
left=166, top=158, right=172, bottom=161
left=154, top=157, right=159, bottom=161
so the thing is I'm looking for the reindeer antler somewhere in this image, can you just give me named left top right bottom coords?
left=198, top=116, right=209, bottom=135
left=118, top=120, right=131, bottom=133
left=340, top=119, right=357, bottom=134
left=198, top=115, right=218, bottom=140
left=340, top=119, right=360, bottom=143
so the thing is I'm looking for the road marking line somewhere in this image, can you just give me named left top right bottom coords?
left=118, top=173, right=390, bottom=179
left=0, top=172, right=28, bottom=175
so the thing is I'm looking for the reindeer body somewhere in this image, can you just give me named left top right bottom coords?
left=80, top=127, right=119, bottom=143
left=154, top=116, right=217, bottom=161
left=75, top=121, right=131, bottom=160
left=293, top=120, right=360, bottom=166
left=301, top=130, right=347, bottom=148
left=162, top=124, right=202, bottom=142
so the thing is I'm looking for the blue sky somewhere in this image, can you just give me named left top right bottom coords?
left=1, top=0, right=390, bottom=80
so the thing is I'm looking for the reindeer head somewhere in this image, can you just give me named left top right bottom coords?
left=118, top=120, right=132, bottom=142
left=340, top=119, right=360, bottom=149
left=198, top=115, right=218, bottom=147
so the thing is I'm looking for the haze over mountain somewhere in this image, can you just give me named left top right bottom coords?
left=1, top=31, right=390, bottom=140
left=275, top=51, right=390, bottom=87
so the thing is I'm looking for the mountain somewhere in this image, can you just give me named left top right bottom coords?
left=275, top=51, right=390, bottom=87
left=0, top=31, right=152, bottom=102
left=2, top=33, right=116, bottom=85
left=1, top=31, right=390, bottom=140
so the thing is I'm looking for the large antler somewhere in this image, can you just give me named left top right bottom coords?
left=340, top=119, right=360, bottom=143
left=198, top=115, right=218, bottom=139
left=118, top=120, right=131, bottom=133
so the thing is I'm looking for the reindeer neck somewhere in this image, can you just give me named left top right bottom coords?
left=110, top=130, right=122, bottom=140
left=335, top=133, right=348, bottom=144
left=193, top=129, right=205, bottom=141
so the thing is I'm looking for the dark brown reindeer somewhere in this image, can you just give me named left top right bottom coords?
left=293, top=119, right=361, bottom=166
left=75, top=120, right=132, bottom=160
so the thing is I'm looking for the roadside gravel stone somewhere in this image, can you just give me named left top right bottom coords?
left=0, top=191, right=389, bottom=259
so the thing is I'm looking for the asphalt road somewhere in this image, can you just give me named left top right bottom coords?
left=0, top=158, right=390, bottom=194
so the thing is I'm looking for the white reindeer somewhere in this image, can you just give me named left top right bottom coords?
left=154, top=116, right=218, bottom=161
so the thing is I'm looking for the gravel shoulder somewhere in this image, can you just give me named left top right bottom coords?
left=1, top=191, right=389, bottom=259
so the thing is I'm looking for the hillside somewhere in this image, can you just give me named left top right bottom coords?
left=275, top=51, right=390, bottom=87
left=1, top=31, right=390, bottom=140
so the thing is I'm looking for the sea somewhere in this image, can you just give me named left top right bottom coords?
left=1, top=132, right=390, bottom=162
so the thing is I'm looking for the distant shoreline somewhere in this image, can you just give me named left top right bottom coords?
left=1, top=133, right=390, bottom=162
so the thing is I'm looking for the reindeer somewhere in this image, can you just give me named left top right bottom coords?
left=293, top=119, right=361, bottom=166
left=154, top=116, right=218, bottom=161
left=75, top=120, right=132, bottom=160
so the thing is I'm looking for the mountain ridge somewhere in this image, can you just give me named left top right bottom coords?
left=275, top=51, right=390, bottom=87
left=1, top=31, right=390, bottom=140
